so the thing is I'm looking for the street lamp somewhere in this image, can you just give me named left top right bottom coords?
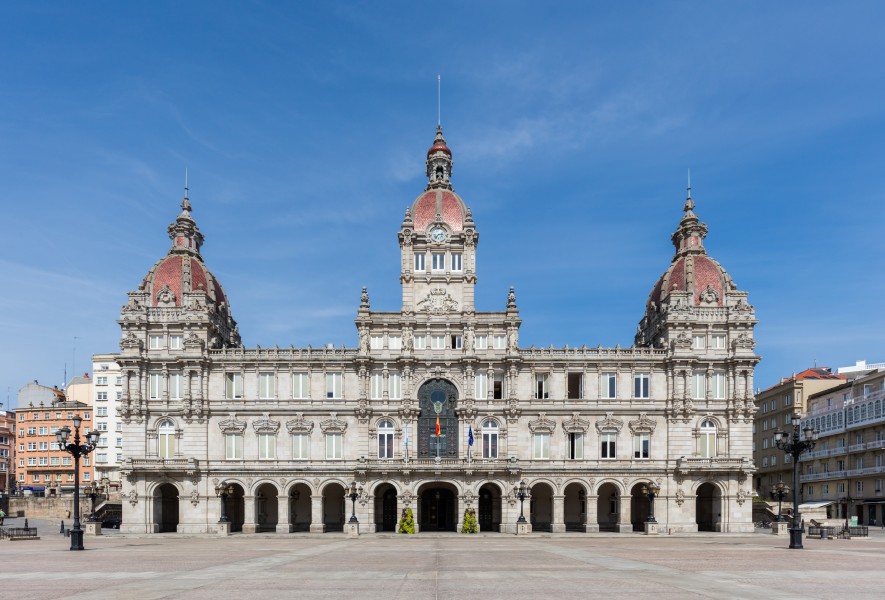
left=214, top=482, right=235, bottom=523
left=56, top=415, right=100, bottom=551
left=514, top=480, right=529, bottom=524
left=85, top=481, right=105, bottom=522
left=348, top=481, right=363, bottom=524
left=774, top=415, right=818, bottom=549
left=641, top=482, right=661, bottom=523
left=769, top=481, right=789, bottom=522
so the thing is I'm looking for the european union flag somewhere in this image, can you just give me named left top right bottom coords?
left=468, top=425, right=474, bottom=446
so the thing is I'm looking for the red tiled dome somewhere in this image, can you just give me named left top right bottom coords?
left=140, top=255, right=227, bottom=308
left=648, top=254, right=731, bottom=307
left=427, top=139, right=451, bottom=157
left=411, top=189, right=466, bottom=233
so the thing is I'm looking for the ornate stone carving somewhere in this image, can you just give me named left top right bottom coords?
left=562, top=413, right=590, bottom=434
left=156, top=284, right=177, bottom=306
left=285, top=413, right=314, bottom=434
left=698, top=284, right=719, bottom=305
left=733, top=332, right=755, bottom=350
left=595, top=412, right=624, bottom=433
left=736, top=489, right=747, bottom=506
left=672, top=332, right=691, bottom=350
left=417, top=287, right=459, bottom=314
left=252, top=413, right=280, bottom=434
left=218, top=413, right=247, bottom=434
left=675, top=489, right=685, bottom=506
left=320, top=413, right=347, bottom=433
left=128, top=489, right=138, bottom=506
left=190, top=489, right=200, bottom=506
left=628, top=413, right=657, bottom=434
left=528, top=413, right=556, bottom=433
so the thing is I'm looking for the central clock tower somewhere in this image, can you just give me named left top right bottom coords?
left=398, top=126, right=478, bottom=314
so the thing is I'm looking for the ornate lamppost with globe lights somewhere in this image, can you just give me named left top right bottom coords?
left=514, top=480, right=529, bottom=524
left=774, top=415, right=818, bottom=549
left=215, top=482, right=234, bottom=523
left=769, top=480, right=789, bottom=522
left=56, top=415, right=100, bottom=551
left=642, top=481, right=661, bottom=523
left=85, top=480, right=106, bottom=522
left=348, top=481, right=363, bottom=524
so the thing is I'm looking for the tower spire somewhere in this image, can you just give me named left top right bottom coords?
left=437, top=74, right=441, bottom=127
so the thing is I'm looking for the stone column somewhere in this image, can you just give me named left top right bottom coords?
left=242, top=495, right=257, bottom=533
left=310, top=494, right=325, bottom=533
left=618, top=495, right=632, bottom=533
left=551, top=494, right=566, bottom=533
left=276, top=494, right=290, bottom=533
left=584, top=494, right=599, bottom=532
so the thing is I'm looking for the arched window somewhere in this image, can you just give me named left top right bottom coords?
left=377, top=419, right=394, bottom=459
left=700, top=419, right=716, bottom=458
left=158, top=421, right=176, bottom=459
left=481, top=419, right=498, bottom=459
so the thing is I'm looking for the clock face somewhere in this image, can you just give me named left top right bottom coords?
left=430, top=227, right=447, bottom=243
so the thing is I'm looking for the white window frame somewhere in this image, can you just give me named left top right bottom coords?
left=415, top=335, right=427, bottom=350
left=258, top=433, right=276, bottom=460
left=377, top=420, right=395, bottom=459
left=633, top=432, right=650, bottom=459
left=451, top=253, right=462, bottom=272
left=292, top=433, right=310, bottom=460
left=149, top=372, right=163, bottom=400
left=325, top=373, right=342, bottom=399
left=475, top=373, right=488, bottom=400
left=169, top=334, right=183, bottom=350
left=431, top=335, right=445, bottom=349
left=475, top=335, right=488, bottom=350
left=158, top=421, right=176, bottom=459
left=600, top=373, right=617, bottom=399
left=225, top=433, right=243, bottom=460
left=699, top=419, right=716, bottom=458
left=370, top=373, right=383, bottom=400
left=370, top=335, right=384, bottom=350
left=600, top=432, right=616, bottom=459
left=149, top=334, right=164, bottom=350
left=535, top=373, right=549, bottom=399
left=532, top=432, right=550, bottom=459
left=692, top=334, right=705, bottom=350
left=481, top=419, right=498, bottom=459
left=431, top=252, right=445, bottom=271
left=169, top=372, right=183, bottom=400
left=568, top=432, right=584, bottom=460
left=389, top=372, right=401, bottom=400
left=492, top=335, right=506, bottom=349
left=711, top=371, right=726, bottom=400
left=258, top=372, right=275, bottom=399
left=692, top=372, right=706, bottom=400
left=388, top=336, right=402, bottom=350
left=633, top=373, right=650, bottom=399
left=292, top=372, right=309, bottom=399
left=414, top=253, right=426, bottom=272
left=326, top=433, right=343, bottom=459
left=711, top=334, right=726, bottom=349
left=225, top=373, right=244, bottom=400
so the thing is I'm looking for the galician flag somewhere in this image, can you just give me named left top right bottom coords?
left=435, top=416, right=441, bottom=436
left=468, top=425, right=474, bottom=447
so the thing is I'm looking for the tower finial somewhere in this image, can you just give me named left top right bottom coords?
left=437, top=74, right=441, bottom=127
left=185, top=168, right=189, bottom=199
left=687, top=167, right=691, bottom=199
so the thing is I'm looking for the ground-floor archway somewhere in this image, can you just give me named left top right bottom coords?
left=696, top=482, right=721, bottom=532
left=564, top=482, right=586, bottom=532
left=289, top=483, right=311, bottom=532
left=154, top=483, right=179, bottom=533
left=228, top=483, right=245, bottom=532
left=530, top=482, right=553, bottom=532
left=478, top=483, right=502, bottom=532
left=418, top=482, right=457, bottom=532
left=374, top=483, right=399, bottom=532
left=323, top=483, right=346, bottom=532
left=255, top=483, right=278, bottom=532
left=596, top=483, right=619, bottom=531
left=630, top=483, right=650, bottom=531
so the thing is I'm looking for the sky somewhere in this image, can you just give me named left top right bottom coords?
left=1, top=1, right=883, bottom=408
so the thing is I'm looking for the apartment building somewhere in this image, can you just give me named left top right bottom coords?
left=799, top=367, right=885, bottom=526
left=92, top=355, right=124, bottom=487
left=1, top=410, right=14, bottom=493
left=753, top=367, right=846, bottom=492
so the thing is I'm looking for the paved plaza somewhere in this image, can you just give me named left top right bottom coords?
left=3, top=518, right=885, bottom=600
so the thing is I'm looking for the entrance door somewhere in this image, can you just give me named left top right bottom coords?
left=479, top=491, right=493, bottom=531
left=156, top=484, right=179, bottom=533
left=421, top=488, right=455, bottom=531
left=382, top=488, right=398, bottom=531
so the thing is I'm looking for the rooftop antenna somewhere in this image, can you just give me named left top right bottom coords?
left=437, top=74, right=441, bottom=126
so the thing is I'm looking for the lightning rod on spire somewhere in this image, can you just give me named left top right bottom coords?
left=687, top=167, right=691, bottom=197
left=185, top=168, right=189, bottom=198
left=437, top=74, right=441, bottom=126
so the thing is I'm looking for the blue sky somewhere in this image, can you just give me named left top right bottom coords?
left=1, top=1, right=883, bottom=408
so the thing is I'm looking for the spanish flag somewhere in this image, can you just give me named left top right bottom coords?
left=435, top=416, right=441, bottom=436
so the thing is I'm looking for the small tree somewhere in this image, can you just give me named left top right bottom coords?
left=461, top=508, right=478, bottom=533
left=398, top=507, right=415, bottom=534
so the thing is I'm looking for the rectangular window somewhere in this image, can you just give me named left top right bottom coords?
left=857, top=481, right=864, bottom=494
left=692, top=334, right=705, bottom=350
left=431, top=335, right=445, bottom=349
left=634, top=433, right=650, bottom=459
left=568, top=432, right=584, bottom=460
left=370, top=335, right=384, bottom=350
left=225, top=373, right=243, bottom=399
left=38, top=426, right=48, bottom=435
left=149, top=372, right=163, bottom=400
left=451, top=253, right=462, bottom=271
left=567, top=373, right=582, bottom=399
left=493, top=373, right=504, bottom=400
left=325, top=373, right=342, bottom=399
left=292, top=372, right=309, bottom=399
left=492, top=335, right=506, bottom=349
left=475, top=335, right=488, bottom=350
left=785, top=394, right=793, bottom=406
left=149, top=335, right=164, bottom=350
left=431, top=253, right=445, bottom=271
left=96, top=392, right=108, bottom=401
left=535, top=374, right=549, bottom=399
left=292, top=433, right=310, bottom=460
left=169, top=373, right=183, bottom=400
left=414, top=253, right=426, bottom=272
left=96, top=376, right=108, bottom=385
left=532, top=433, right=550, bottom=459
left=115, top=376, right=123, bottom=385
left=692, top=372, right=706, bottom=400
left=258, top=372, right=275, bottom=399
left=258, top=434, right=276, bottom=460
left=326, top=433, right=343, bottom=459
left=415, top=335, right=427, bottom=350
left=389, top=372, right=401, bottom=400
left=388, top=336, right=402, bottom=350
left=27, top=457, right=35, bottom=466
left=38, top=441, right=48, bottom=450
left=370, top=373, right=383, bottom=400
left=711, top=334, right=726, bottom=349
left=711, top=372, right=726, bottom=399
left=633, top=373, right=650, bottom=399
left=475, top=373, right=488, bottom=400
left=50, top=456, right=60, bottom=466
left=600, top=373, right=617, bottom=399
left=451, top=335, right=462, bottom=350
left=601, top=433, right=616, bottom=459
left=169, top=335, right=183, bottom=350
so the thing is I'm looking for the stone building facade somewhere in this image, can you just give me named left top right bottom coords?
left=116, top=126, right=760, bottom=534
